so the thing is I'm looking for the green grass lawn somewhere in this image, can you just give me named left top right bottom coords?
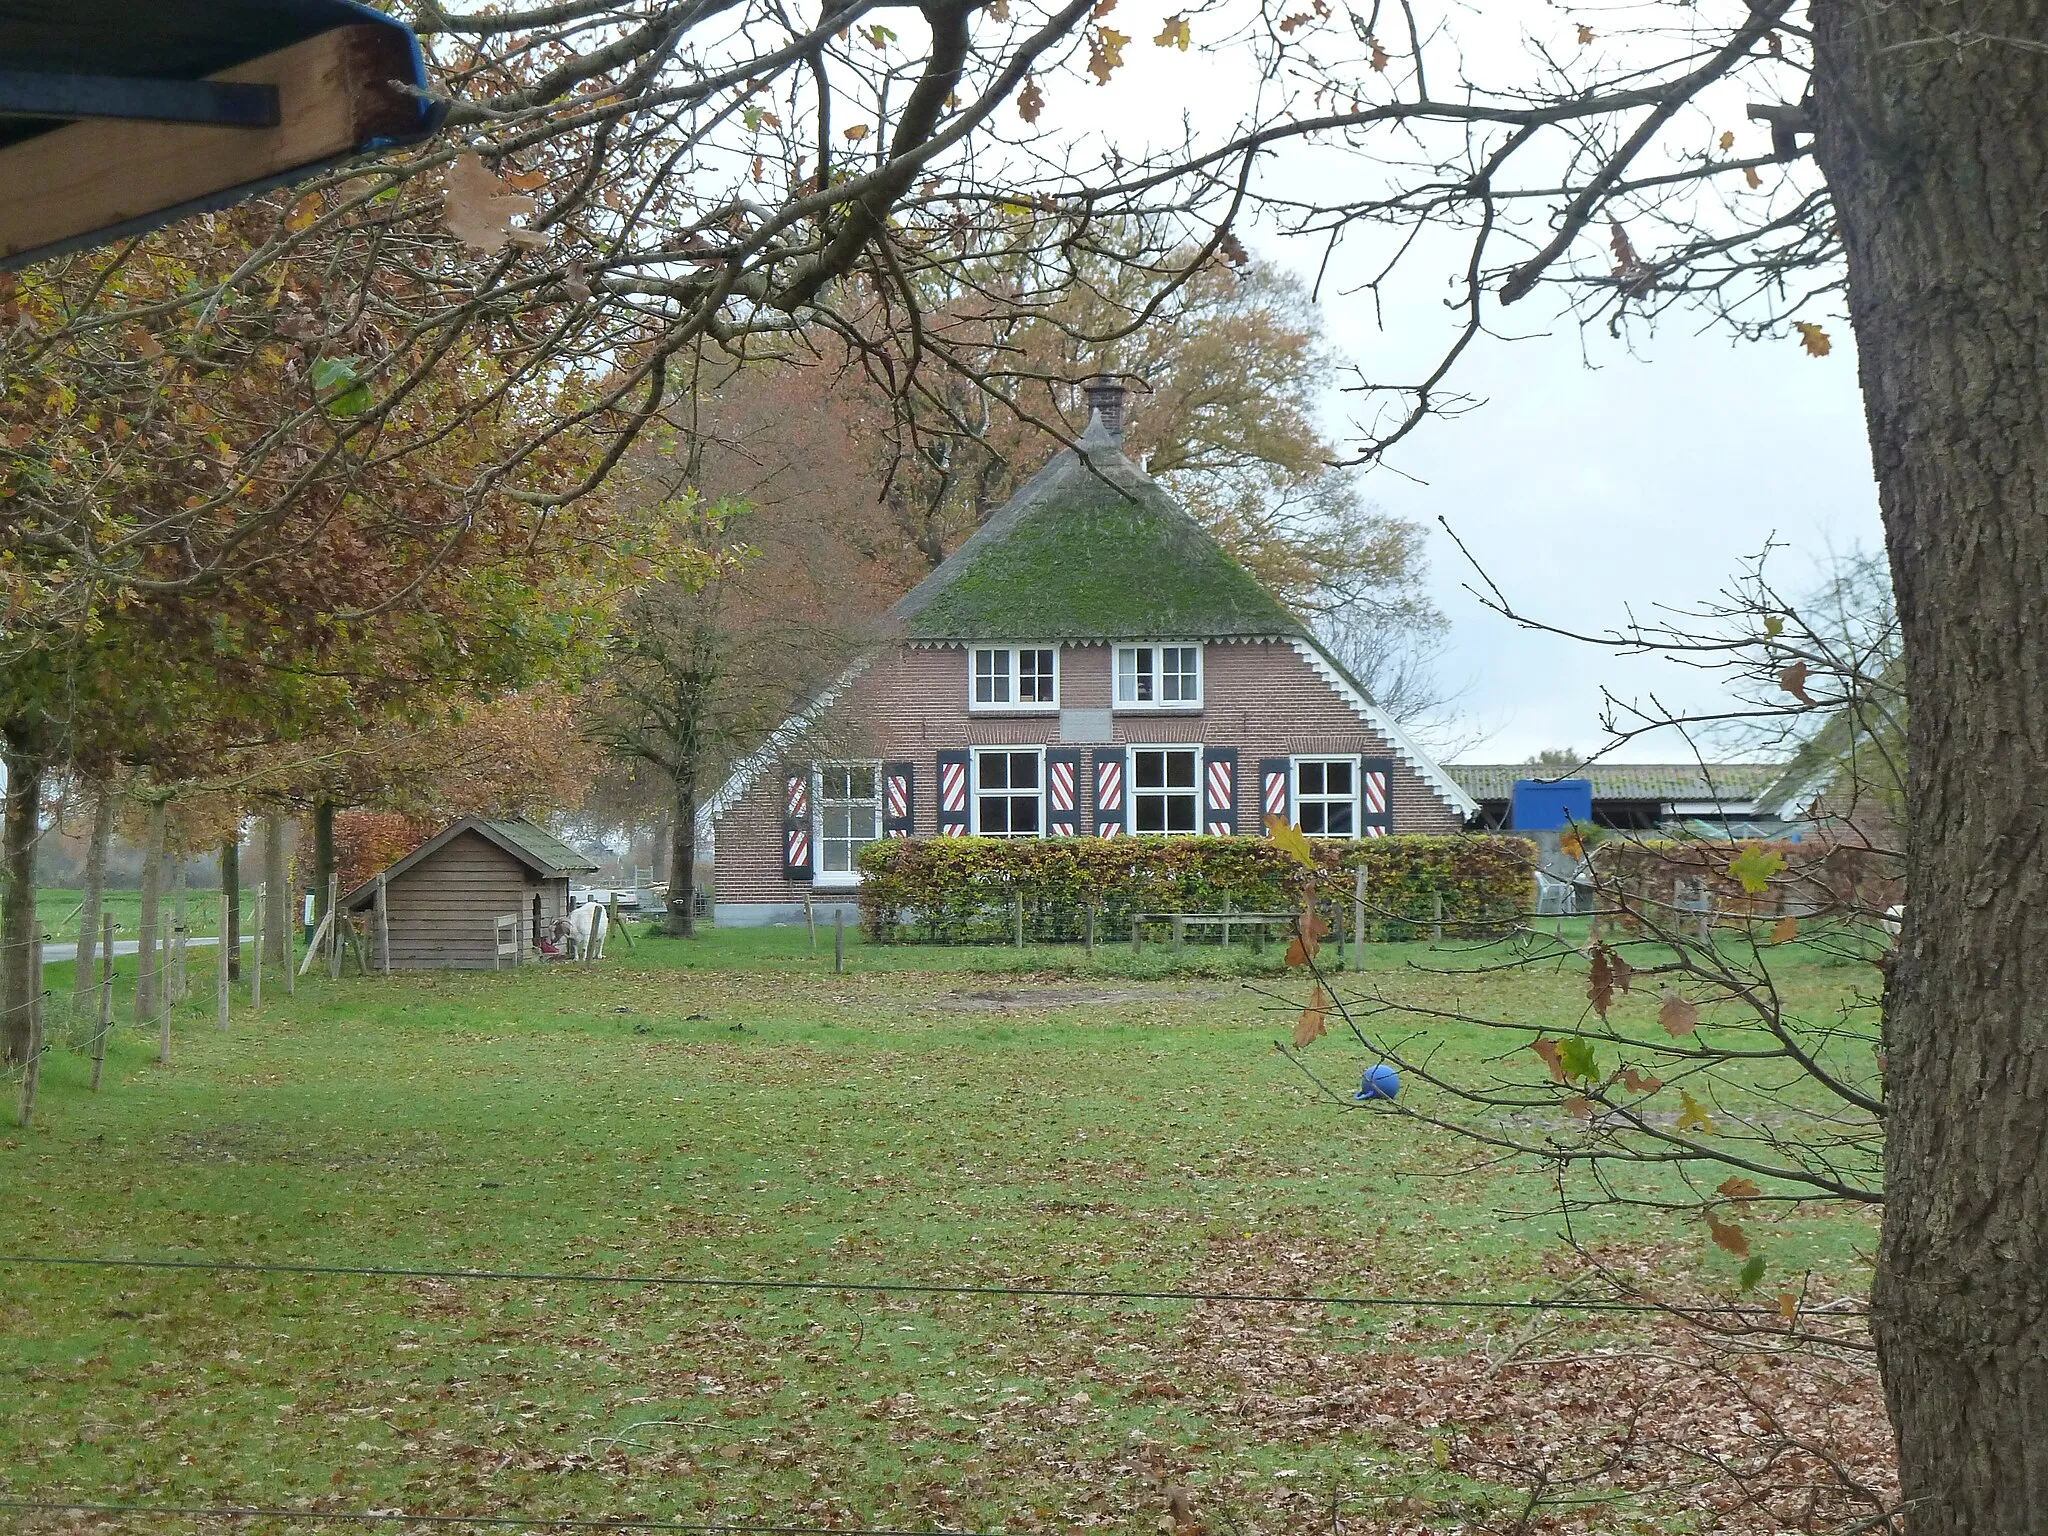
left=2, top=928, right=1886, bottom=1534
left=37, top=888, right=263, bottom=946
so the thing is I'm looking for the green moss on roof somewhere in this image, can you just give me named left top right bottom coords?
left=894, top=430, right=1302, bottom=643
left=482, top=818, right=598, bottom=875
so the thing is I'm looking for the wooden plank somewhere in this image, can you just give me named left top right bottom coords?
left=0, top=25, right=421, bottom=266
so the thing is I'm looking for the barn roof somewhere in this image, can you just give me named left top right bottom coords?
left=891, top=413, right=1304, bottom=644
left=1446, top=762, right=1786, bottom=804
left=341, top=815, right=597, bottom=908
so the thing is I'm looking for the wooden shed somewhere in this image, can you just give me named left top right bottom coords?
left=340, top=817, right=599, bottom=970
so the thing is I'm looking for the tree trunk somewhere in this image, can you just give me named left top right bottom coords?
left=221, top=836, right=240, bottom=982
left=651, top=810, right=673, bottom=885
left=71, top=783, right=113, bottom=1020
left=0, top=740, right=44, bottom=1065
left=667, top=780, right=697, bottom=938
left=262, top=814, right=289, bottom=969
left=312, top=798, right=336, bottom=930
left=1810, top=5, right=2048, bottom=1527
left=133, top=797, right=165, bottom=1031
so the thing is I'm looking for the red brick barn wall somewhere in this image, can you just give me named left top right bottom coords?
left=711, top=639, right=1465, bottom=914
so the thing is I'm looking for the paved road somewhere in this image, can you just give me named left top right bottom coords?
left=39, top=936, right=246, bottom=964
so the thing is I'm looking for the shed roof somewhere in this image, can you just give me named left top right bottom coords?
left=891, top=415, right=1304, bottom=643
left=341, top=816, right=598, bottom=908
left=1447, top=762, right=1786, bottom=804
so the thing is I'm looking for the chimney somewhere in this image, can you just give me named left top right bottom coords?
left=1082, top=373, right=1126, bottom=443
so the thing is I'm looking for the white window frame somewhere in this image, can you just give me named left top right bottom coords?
left=1127, top=744, right=1205, bottom=837
left=812, top=761, right=884, bottom=887
left=971, top=746, right=1047, bottom=838
left=1291, top=755, right=1360, bottom=839
left=1113, top=643, right=1203, bottom=712
left=968, top=645, right=1060, bottom=713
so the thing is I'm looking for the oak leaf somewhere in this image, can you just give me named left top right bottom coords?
left=1769, top=913, right=1798, bottom=945
left=443, top=153, right=538, bottom=255
left=1562, top=1094, right=1594, bottom=1118
left=1091, top=0, right=1117, bottom=16
left=1531, top=1037, right=1566, bottom=1083
left=1717, top=1176, right=1762, bottom=1201
left=1795, top=320, right=1832, bottom=356
left=1738, top=1253, right=1767, bottom=1291
left=1087, top=26, right=1130, bottom=84
left=1293, top=984, right=1331, bottom=1046
left=1777, top=1290, right=1798, bottom=1321
left=1154, top=14, right=1191, bottom=48
left=1718, top=129, right=1736, bottom=151
left=987, top=0, right=1009, bottom=16
left=1016, top=78, right=1045, bottom=122
left=1557, top=1037, right=1598, bottom=1084
left=1659, top=989, right=1699, bottom=1037
left=1709, top=1215, right=1750, bottom=1258
left=1779, top=659, right=1816, bottom=704
left=1744, top=164, right=1763, bottom=189
left=1622, top=1067, right=1663, bottom=1095
left=1279, top=11, right=1315, bottom=30
left=1677, top=1089, right=1717, bottom=1135
left=1368, top=35, right=1389, bottom=70
left=842, top=123, right=871, bottom=142
left=1587, top=943, right=1616, bottom=1019
left=1577, top=22, right=1594, bottom=43
left=1264, top=812, right=1315, bottom=867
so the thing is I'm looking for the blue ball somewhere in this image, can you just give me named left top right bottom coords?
left=1353, top=1063, right=1401, bottom=1102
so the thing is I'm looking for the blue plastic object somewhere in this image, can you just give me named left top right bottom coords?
left=1353, top=1063, right=1401, bottom=1102
left=1509, top=778, right=1593, bottom=832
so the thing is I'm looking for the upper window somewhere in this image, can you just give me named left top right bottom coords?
left=1294, top=757, right=1357, bottom=837
left=815, top=763, right=882, bottom=883
left=974, top=748, right=1044, bottom=837
left=1131, top=747, right=1201, bottom=835
left=970, top=647, right=1058, bottom=711
left=1115, top=645, right=1201, bottom=710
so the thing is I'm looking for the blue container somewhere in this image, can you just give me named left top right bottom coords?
left=1353, top=1063, right=1401, bottom=1102
left=1510, top=778, right=1593, bottom=831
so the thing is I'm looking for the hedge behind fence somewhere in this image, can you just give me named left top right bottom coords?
left=855, top=834, right=1538, bottom=944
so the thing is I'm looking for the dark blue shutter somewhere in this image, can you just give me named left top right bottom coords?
left=1259, top=758, right=1291, bottom=831
left=936, top=749, right=971, bottom=836
left=1203, top=747, right=1238, bottom=835
left=1361, top=756, right=1394, bottom=837
left=1093, top=746, right=1126, bottom=837
left=1046, top=749, right=1081, bottom=836
left=883, top=761, right=915, bottom=837
left=782, top=768, right=812, bottom=880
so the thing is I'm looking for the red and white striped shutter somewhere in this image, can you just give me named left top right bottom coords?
left=782, top=768, right=813, bottom=880
left=1046, top=749, right=1081, bottom=836
left=1203, top=747, right=1237, bottom=835
left=1093, top=747, right=1126, bottom=837
left=1361, top=756, right=1394, bottom=837
left=936, top=749, right=971, bottom=836
left=883, top=761, right=914, bottom=837
left=1259, top=758, right=1291, bottom=830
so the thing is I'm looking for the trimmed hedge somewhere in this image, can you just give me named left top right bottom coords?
left=1590, top=836, right=1902, bottom=926
left=854, top=834, right=1538, bottom=944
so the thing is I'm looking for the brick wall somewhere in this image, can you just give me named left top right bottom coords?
left=712, top=639, right=1466, bottom=912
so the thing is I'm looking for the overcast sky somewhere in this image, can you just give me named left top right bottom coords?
left=1041, top=0, right=1884, bottom=765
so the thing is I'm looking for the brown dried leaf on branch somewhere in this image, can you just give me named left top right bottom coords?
left=1532, top=1036, right=1567, bottom=1083
left=1016, top=77, right=1044, bottom=122
left=1087, top=26, right=1129, bottom=83
left=1588, top=943, right=1617, bottom=1019
left=1367, top=34, right=1390, bottom=69
left=1154, top=14, right=1191, bottom=48
left=1718, top=1176, right=1763, bottom=1201
left=1779, top=659, right=1816, bottom=703
left=1708, top=1214, right=1751, bottom=1257
left=1283, top=909, right=1329, bottom=967
left=443, top=153, right=538, bottom=255
left=1621, top=1066, right=1664, bottom=1094
left=1795, top=320, right=1833, bottom=356
left=1293, top=984, right=1331, bottom=1046
left=1769, top=913, right=1799, bottom=944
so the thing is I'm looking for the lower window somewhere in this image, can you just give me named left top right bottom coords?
left=974, top=749, right=1043, bottom=836
left=1295, top=757, right=1357, bottom=836
left=1132, top=747, right=1200, bottom=834
left=816, top=763, right=881, bottom=880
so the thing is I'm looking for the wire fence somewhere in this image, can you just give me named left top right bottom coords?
left=0, top=1499, right=999, bottom=1534
left=0, top=1250, right=1784, bottom=1317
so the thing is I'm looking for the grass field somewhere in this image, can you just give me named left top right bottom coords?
left=2, top=927, right=1889, bottom=1534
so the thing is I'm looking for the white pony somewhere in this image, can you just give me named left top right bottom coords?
left=566, top=901, right=608, bottom=960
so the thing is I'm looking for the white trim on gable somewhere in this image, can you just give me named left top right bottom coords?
left=1287, top=638, right=1478, bottom=820
left=697, top=655, right=876, bottom=854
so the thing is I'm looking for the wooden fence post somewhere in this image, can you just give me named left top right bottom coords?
left=1084, top=898, right=1096, bottom=955
left=216, top=895, right=230, bottom=1033
left=169, top=862, right=188, bottom=1006
left=608, top=894, right=635, bottom=952
left=1131, top=912, right=1143, bottom=957
left=251, top=882, right=264, bottom=1014
left=805, top=891, right=817, bottom=952
left=1171, top=915, right=1185, bottom=953
left=1352, top=864, right=1367, bottom=969
left=1012, top=890, right=1024, bottom=950
left=833, top=908, right=845, bottom=974
left=93, top=912, right=114, bottom=1088
left=1431, top=891, right=1443, bottom=947
left=17, top=929, right=43, bottom=1127
left=327, top=874, right=343, bottom=981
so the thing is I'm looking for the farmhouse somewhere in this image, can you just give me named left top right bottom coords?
left=705, top=379, right=1476, bottom=927
left=340, top=816, right=598, bottom=969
